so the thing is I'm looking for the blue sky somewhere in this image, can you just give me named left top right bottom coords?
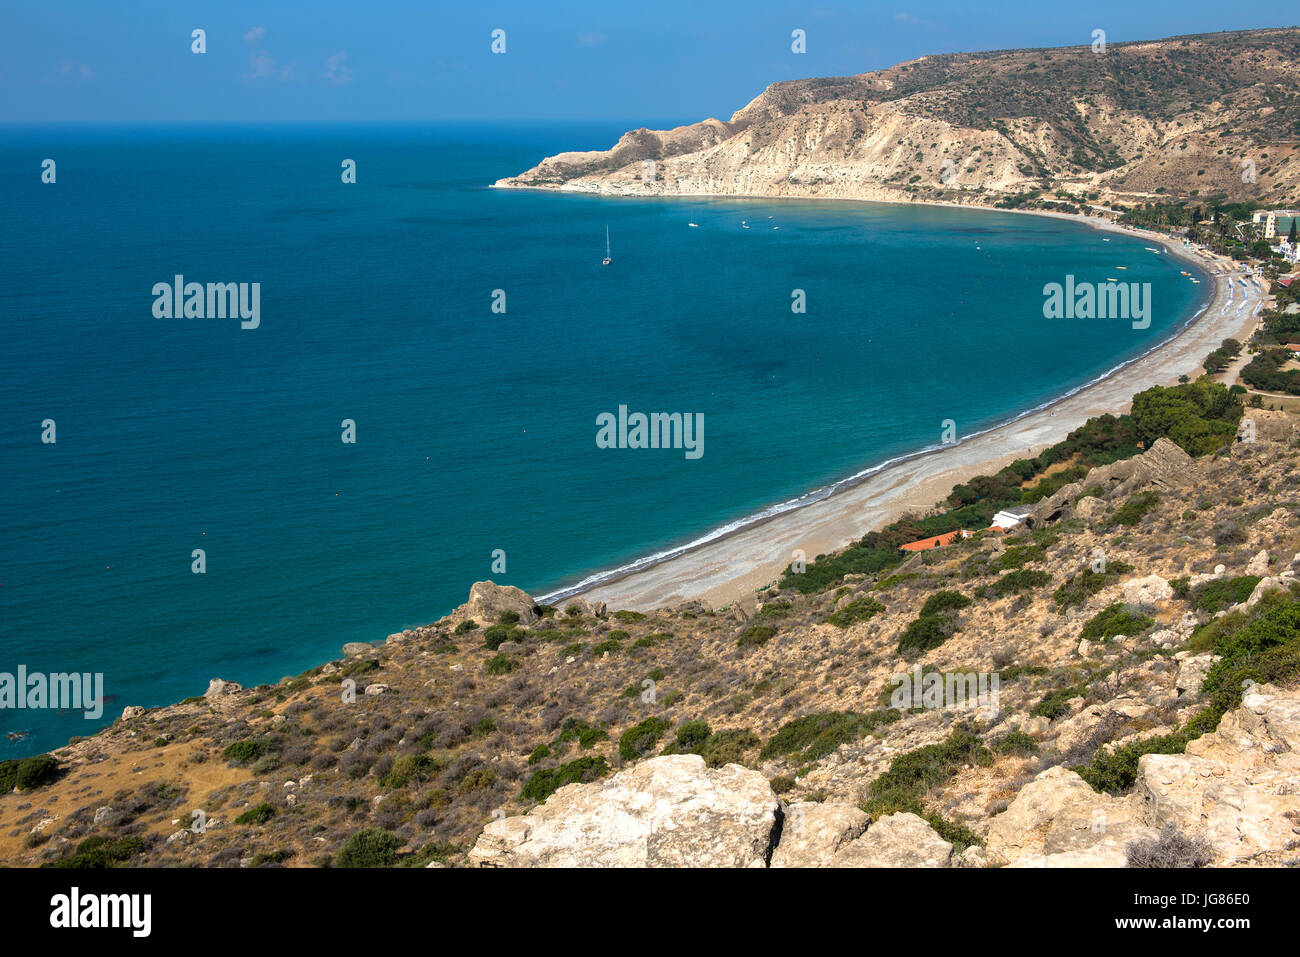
left=1, top=1, right=1294, bottom=123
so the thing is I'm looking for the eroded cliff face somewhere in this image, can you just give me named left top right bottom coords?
left=496, top=29, right=1300, bottom=207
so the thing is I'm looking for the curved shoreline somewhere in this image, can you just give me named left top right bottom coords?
left=530, top=203, right=1263, bottom=611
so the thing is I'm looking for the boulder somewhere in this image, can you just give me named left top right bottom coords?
left=467, top=755, right=779, bottom=867
left=770, top=802, right=868, bottom=868
left=1245, top=550, right=1270, bottom=577
left=204, top=678, right=242, bottom=699
left=1134, top=684, right=1300, bottom=864
left=342, top=642, right=375, bottom=657
left=829, top=812, right=953, bottom=868
left=1122, top=574, right=1173, bottom=606
left=460, top=581, right=540, bottom=626
left=985, top=766, right=1154, bottom=865
left=563, top=597, right=607, bottom=619
left=1243, top=576, right=1290, bottom=610
left=120, top=706, right=146, bottom=721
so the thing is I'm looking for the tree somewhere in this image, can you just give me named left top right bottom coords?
left=1289, top=218, right=1298, bottom=245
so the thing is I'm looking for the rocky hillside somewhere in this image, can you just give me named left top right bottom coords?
left=2, top=381, right=1298, bottom=868
left=496, top=28, right=1300, bottom=208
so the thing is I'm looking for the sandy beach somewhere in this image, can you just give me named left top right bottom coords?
left=553, top=210, right=1268, bottom=612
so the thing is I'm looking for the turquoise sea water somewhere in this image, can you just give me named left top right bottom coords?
left=0, top=123, right=1210, bottom=755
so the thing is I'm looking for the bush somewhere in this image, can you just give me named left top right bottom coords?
left=613, top=610, right=646, bottom=622
left=737, top=625, right=776, bottom=648
left=454, top=619, right=479, bottom=633
left=699, top=729, right=761, bottom=767
left=995, top=730, right=1039, bottom=756
left=235, top=802, right=276, bottom=825
left=1191, top=575, right=1261, bottom=612
left=1126, top=822, right=1215, bottom=867
left=1079, top=603, right=1154, bottom=641
left=760, top=710, right=899, bottom=763
left=1109, top=491, right=1161, bottom=528
left=0, top=755, right=60, bottom=793
left=825, top=597, right=885, bottom=628
left=336, top=828, right=401, bottom=868
left=221, top=739, right=268, bottom=764
left=485, top=653, right=517, bottom=675
left=990, top=569, right=1051, bottom=596
left=46, top=836, right=146, bottom=869
left=1052, top=562, right=1135, bottom=608
left=666, top=720, right=712, bottom=754
left=619, top=717, right=671, bottom=761
left=897, top=591, right=971, bottom=654
left=520, top=756, right=611, bottom=802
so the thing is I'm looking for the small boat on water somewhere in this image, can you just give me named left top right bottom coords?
left=602, top=226, right=611, bottom=266
left=687, top=221, right=698, bottom=228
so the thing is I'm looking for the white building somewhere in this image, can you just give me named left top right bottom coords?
left=991, top=505, right=1035, bottom=530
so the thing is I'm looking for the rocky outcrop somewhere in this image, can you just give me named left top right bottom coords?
left=986, top=766, right=1157, bottom=866
left=1134, top=683, right=1300, bottom=864
left=770, top=802, right=868, bottom=867
left=828, top=812, right=954, bottom=867
left=1122, top=574, right=1174, bottom=607
left=467, top=755, right=780, bottom=867
left=204, top=678, right=242, bottom=699
left=453, top=581, right=541, bottom=626
left=1030, top=438, right=1198, bottom=527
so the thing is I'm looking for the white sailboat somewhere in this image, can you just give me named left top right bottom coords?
left=602, top=226, right=612, bottom=266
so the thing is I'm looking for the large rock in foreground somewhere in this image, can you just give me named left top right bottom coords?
left=468, top=755, right=780, bottom=867
left=1136, top=683, right=1300, bottom=864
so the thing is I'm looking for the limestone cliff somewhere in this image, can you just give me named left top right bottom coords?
left=496, top=29, right=1300, bottom=208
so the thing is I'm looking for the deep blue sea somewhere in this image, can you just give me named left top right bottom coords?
left=0, top=123, right=1210, bottom=755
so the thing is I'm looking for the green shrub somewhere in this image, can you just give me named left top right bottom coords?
left=485, top=653, right=517, bottom=675
left=222, top=739, right=268, bottom=764
left=619, top=717, right=671, bottom=761
left=336, top=828, right=401, bottom=868
left=995, top=730, right=1040, bottom=756
left=991, top=569, right=1051, bottom=596
left=591, top=639, right=623, bottom=656
left=0, top=755, right=60, bottom=793
left=482, top=625, right=513, bottom=650
left=825, top=597, right=885, bottom=628
left=555, top=718, right=609, bottom=750
left=737, top=625, right=776, bottom=648
left=1109, top=491, right=1160, bottom=528
left=1191, top=575, right=1261, bottom=612
left=1052, top=561, right=1135, bottom=608
left=499, top=610, right=521, bottom=625
left=665, top=720, right=712, bottom=755
left=999, top=544, right=1045, bottom=569
left=760, top=710, right=899, bottom=763
left=613, top=610, right=646, bottom=622
left=235, top=802, right=276, bottom=825
left=520, top=756, right=611, bottom=802
left=1079, top=603, right=1153, bottom=641
left=46, top=836, right=146, bottom=869
left=699, top=729, right=761, bottom=767
left=897, top=614, right=951, bottom=654
left=454, top=619, right=479, bottom=633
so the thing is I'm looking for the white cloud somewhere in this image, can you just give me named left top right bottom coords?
left=243, top=26, right=266, bottom=45
left=324, top=51, right=353, bottom=86
left=59, top=60, right=93, bottom=78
